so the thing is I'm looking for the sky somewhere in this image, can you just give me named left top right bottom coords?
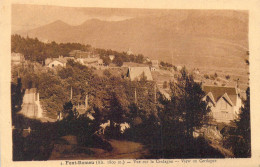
left=12, top=4, right=148, bottom=33
left=12, top=4, right=248, bottom=33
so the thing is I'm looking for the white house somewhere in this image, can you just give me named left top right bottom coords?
left=151, top=60, right=159, bottom=68
left=48, top=60, right=66, bottom=68
left=202, top=85, right=242, bottom=123
left=11, top=52, right=25, bottom=65
left=45, top=56, right=67, bottom=68
left=127, top=48, right=133, bottom=55
left=109, top=55, right=115, bottom=61
left=76, top=57, right=104, bottom=68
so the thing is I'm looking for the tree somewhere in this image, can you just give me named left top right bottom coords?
left=113, top=56, right=123, bottom=67
left=107, top=90, right=129, bottom=125
left=225, top=88, right=251, bottom=157
left=62, top=101, right=79, bottom=120
left=101, top=56, right=111, bottom=66
left=161, top=68, right=210, bottom=139
left=135, top=54, right=144, bottom=64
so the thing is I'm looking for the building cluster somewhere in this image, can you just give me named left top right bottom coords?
left=43, top=50, right=104, bottom=69
left=12, top=51, right=243, bottom=130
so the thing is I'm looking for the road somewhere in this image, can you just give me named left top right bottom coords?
left=49, top=139, right=149, bottom=160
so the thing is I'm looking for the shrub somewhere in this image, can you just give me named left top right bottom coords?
left=204, top=74, right=209, bottom=79
left=214, top=73, right=218, bottom=78
left=225, top=75, right=230, bottom=80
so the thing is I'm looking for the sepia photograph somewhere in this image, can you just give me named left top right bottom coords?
left=9, top=3, right=251, bottom=161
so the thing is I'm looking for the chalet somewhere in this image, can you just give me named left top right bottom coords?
left=109, top=55, right=115, bottom=61
left=176, top=65, right=183, bottom=71
left=45, top=56, right=67, bottom=68
left=150, top=67, right=156, bottom=71
left=127, top=67, right=153, bottom=81
left=151, top=60, right=159, bottom=68
left=127, top=48, right=133, bottom=55
left=202, top=85, right=242, bottom=123
left=76, top=57, right=104, bottom=67
left=11, top=52, right=25, bottom=65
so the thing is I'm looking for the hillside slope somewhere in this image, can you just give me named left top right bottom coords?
left=17, top=12, right=249, bottom=69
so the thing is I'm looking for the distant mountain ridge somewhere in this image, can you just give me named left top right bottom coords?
left=16, top=13, right=249, bottom=69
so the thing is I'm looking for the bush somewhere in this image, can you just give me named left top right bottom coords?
left=225, top=75, right=230, bottom=80
left=204, top=74, right=209, bottom=79
left=103, top=69, right=112, bottom=78
left=214, top=73, right=218, bottom=78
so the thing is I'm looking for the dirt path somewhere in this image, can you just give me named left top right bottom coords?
left=101, top=140, right=149, bottom=159
left=49, top=139, right=149, bottom=160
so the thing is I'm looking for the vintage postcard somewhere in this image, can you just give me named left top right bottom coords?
left=1, top=0, right=260, bottom=167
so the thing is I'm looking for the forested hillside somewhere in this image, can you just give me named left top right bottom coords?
left=11, top=35, right=146, bottom=66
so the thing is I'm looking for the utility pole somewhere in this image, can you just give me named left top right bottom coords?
left=134, top=88, right=137, bottom=104
left=85, top=94, right=88, bottom=109
left=18, top=68, right=20, bottom=78
left=154, top=84, right=157, bottom=103
left=236, top=78, right=240, bottom=88
left=70, top=86, right=73, bottom=100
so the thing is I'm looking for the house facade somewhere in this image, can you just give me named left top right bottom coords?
left=151, top=60, right=159, bottom=68
left=76, top=57, right=104, bottom=68
left=11, top=52, right=25, bottom=65
left=45, top=56, right=67, bottom=68
left=203, top=85, right=242, bottom=123
left=47, top=60, right=66, bottom=68
left=109, top=55, right=115, bottom=61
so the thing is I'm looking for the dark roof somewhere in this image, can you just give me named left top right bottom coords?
left=203, top=85, right=238, bottom=106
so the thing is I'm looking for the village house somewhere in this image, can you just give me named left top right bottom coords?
left=149, top=59, right=159, bottom=71
left=150, top=67, right=156, bottom=71
left=76, top=57, right=104, bottom=68
left=11, top=52, right=25, bottom=65
left=151, top=60, right=159, bottom=68
left=109, top=55, right=115, bottom=61
left=202, top=85, right=242, bottom=123
left=127, top=48, right=133, bottom=55
left=127, top=67, right=153, bottom=81
left=45, top=56, right=67, bottom=68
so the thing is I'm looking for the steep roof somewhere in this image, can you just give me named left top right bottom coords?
left=127, top=67, right=153, bottom=81
left=203, top=85, right=238, bottom=106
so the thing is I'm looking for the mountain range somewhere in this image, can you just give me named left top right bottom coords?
left=16, top=11, right=249, bottom=69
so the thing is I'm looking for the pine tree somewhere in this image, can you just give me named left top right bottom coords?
left=227, top=88, right=251, bottom=157
left=169, top=68, right=210, bottom=138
